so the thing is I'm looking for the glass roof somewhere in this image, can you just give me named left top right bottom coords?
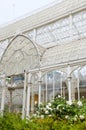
left=0, top=2, right=85, bottom=74
left=28, top=10, right=86, bottom=48
left=0, top=7, right=85, bottom=55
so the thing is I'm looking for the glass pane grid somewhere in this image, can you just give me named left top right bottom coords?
left=34, top=11, right=86, bottom=47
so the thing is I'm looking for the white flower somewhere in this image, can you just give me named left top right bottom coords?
left=48, top=107, right=52, bottom=111
left=48, top=115, right=52, bottom=117
left=58, top=95, right=61, bottom=98
left=66, top=101, right=72, bottom=105
left=75, top=115, right=78, bottom=118
left=79, top=115, right=85, bottom=120
left=48, top=103, right=51, bottom=107
left=45, top=110, right=49, bottom=114
left=46, top=105, right=49, bottom=109
left=58, top=104, right=62, bottom=107
left=82, top=96, right=84, bottom=99
left=50, top=108, right=53, bottom=111
left=46, top=105, right=51, bottom=110
left=65, top=115, right=69, bottom=119
left=73, top=117, right=77, bottom=122
left=41, top=115, right=44, bottom=119
left=73, top=115, right=78, bottom=122
left=77, top=101, right=83, bottom=107
left=56, top=104, right=62, bottom=110
left=57, top=106, right=59, bottom=110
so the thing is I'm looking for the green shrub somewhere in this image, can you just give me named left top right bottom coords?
left=34, top=95, right=86, bottom=122
left=0, top=113, right=27, bottom=130
left=0, top=96, right=86, bottom=130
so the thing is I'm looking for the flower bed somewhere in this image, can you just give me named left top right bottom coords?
left=33, top=95, right=86, bottom=123
left=0, top=96, right=86, bottom=130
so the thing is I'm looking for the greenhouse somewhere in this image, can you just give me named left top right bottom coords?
left=0, top=0, right=86, bottom=119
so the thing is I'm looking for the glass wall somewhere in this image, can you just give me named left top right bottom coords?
left=41, top=70, right=67, bottom=103
left=72, top=66, right=86, bottom=100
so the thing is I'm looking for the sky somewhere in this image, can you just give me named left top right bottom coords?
left=0, top=0, right=62, bottom=26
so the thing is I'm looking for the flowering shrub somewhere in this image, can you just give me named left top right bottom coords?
left=0, top=96, right=86, bottom=130
left=33, top=95, right=86, bottom=123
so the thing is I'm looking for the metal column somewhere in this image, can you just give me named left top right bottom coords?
left=22, top=70, right=27, bottom=119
